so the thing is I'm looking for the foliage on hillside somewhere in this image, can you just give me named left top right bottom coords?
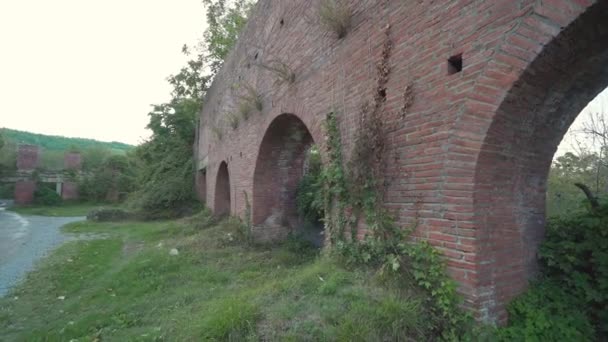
left=0, top=128, right=133, bottom=172
left=1, top=128, right=132, bottom=153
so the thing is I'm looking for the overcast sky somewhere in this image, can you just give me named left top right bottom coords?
left=0, top=0, right=206, bottom=145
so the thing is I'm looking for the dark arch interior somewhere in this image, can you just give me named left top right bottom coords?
left=196, top=169, right=207, bottom=203
left=252, top=114, right=321, bottom=244
left=215, top=162, right=231, bottom=216
left=473, top=2, right=608, bottom=317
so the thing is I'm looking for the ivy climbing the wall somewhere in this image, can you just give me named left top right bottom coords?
left=320, top=111, right=471, bottom=339
left=305, top=25, right=474, bottom=339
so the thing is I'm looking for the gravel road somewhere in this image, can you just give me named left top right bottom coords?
left=0, top=208, right=85, bottom=297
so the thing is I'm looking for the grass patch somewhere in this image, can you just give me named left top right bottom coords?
left=1, top=213, right=462, bottom=340
left=9, top=203, right=117, bottom=217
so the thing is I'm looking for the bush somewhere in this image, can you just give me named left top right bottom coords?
left=0, top=183, right=14, bottom=198
left=87, top=208, right=134, bottom=222
left=296, top=145, right=324, bottom=223
left=33, top=185, right=62, bottom=206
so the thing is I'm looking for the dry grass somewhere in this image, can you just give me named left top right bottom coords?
left=258, top=59, right=296, bottom=84
left=319, top=0, right=352, bottom=39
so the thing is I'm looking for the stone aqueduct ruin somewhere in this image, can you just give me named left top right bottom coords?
left=195, top=0, right=608, bottom=322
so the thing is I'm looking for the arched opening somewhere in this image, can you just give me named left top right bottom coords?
left=473, top=2, right=608, bottom=322
left=252, top=114, right=320, bottom=243
left=214, top=161, right=231, bottom=216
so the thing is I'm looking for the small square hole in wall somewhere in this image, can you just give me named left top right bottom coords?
left=448, top=54, right=463, bottom=75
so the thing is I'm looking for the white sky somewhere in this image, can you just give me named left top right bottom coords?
left=0, top=0, right=206, bottom=145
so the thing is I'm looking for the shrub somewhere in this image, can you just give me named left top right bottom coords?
left=319, top=0, right=352, bottom=39
left=33, top=185, right=62, bottom=206
left=258, top=59, right=296, bottom=84
left=296, top=145, right=324, bottom=223
left=87, top=208, right=134, bottom=222
left=0, top=183, right=14, bottom=198
left=226, top=112, right=240, bottom=129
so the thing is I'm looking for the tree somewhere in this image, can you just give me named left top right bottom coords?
left=126, top=0, right=255, bottom=217
left=201, top=0, right=255, bottom=74
left=580, top=110, right=608, bottom=193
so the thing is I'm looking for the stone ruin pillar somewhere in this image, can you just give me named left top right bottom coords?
left=61, top=151, right=81, bottom=200
left=14, top=145, right=39, bottom=205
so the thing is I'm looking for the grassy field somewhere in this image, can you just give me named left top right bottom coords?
left=0, top=213, right=444, bottom=341
left=8, top=203, right=116, bottom=217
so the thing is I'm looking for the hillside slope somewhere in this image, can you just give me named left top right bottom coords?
left=1, top=128, right=133, bottom=153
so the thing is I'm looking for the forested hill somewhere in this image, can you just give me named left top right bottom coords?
left=1, top=128, right=133, bottom=153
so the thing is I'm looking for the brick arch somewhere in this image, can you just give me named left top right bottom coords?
left=214, top=161, right=231, bottom=216
left=470, top=1, right=608, bottom=322
left=251, top=113, right=315, bottom=242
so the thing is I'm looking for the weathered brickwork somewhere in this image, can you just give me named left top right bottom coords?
left=196, top=0, right=608, bottom=322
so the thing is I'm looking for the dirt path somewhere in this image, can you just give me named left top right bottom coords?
left=0, top=208, right=84, bottom=297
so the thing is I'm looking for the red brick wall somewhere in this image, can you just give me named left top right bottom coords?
left=14, top=181, right=36, bottom=205
left=196, top=0, right=607, bottom=322
left=61, top=182, right=79, bottom=201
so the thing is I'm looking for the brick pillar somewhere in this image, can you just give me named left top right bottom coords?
left=14, top=181, right=36, bottom=205
left=61, top=182, right=79, bottom=201
left=62, top=151, right=81, bottom=200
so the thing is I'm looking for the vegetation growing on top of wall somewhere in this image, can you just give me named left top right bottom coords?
left=318, top=0, right=352, bottom=39
left=258, top=59, right=296, bottom=84
left=235, top=82, right=263, bottom=120
left=211, top=125, right=224, bottom=141
left=497, top=195, right=608, bottom=340
left=226, top=112, right=241, bottom=130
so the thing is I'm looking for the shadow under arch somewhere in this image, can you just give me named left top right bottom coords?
left=472, top=1, right=608, bottom=322
left=214, top=161, right=231, bottom=216
left=252, top=113, right=316, bottom=242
